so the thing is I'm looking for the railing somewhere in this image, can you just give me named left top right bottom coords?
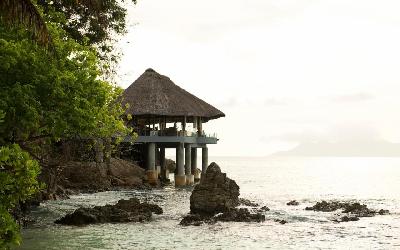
left=140, top=129, right=217, bottom=138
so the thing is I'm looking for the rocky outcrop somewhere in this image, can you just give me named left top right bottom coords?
left=239, top=198, right=259, bottom=207
left=306, top=200, right=390, bottom=222
left=181, top=162, right=267, bottom=226
left=179, top=207, right=266, bottom=226
left=51, top=158, right=146, bottom=195
left=214, top=208, right=265, bottom=223
left=55, top=198, right=162, bottom=226
left=190, top=162, right=240, bottom=215
left=287, top=200, right=299, bottom=206
left=274, top=219, right=288, bottom=224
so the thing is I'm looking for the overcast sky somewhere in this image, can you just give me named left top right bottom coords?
left=117, top=0, right=400, bottom=156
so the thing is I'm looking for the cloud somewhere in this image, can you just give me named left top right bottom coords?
left=331, top=92, right=374, bottom=103
left=264, top=98, right=286, bottom=106
left=218, top=97, right=239, bottom=108
left=268, top=125, right=381, bottom=144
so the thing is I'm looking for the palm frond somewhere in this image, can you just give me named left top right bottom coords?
left=0, top=0, right=51, bottom=46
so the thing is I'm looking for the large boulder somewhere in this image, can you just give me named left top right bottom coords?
left=181, top=162, right=267, bottom=226
left=108, top=158, right=145, bottom=187
left=55, top=198, right=162, bottom=226
left=190, top=162, right=240, bottom=215
left=53, top=158, right=145, bottom=193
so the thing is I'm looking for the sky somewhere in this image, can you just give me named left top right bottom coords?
left=117, top=0, right=400, bottom=156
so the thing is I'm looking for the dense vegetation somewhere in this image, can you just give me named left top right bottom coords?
left=0, top=0, right=135, bottom=248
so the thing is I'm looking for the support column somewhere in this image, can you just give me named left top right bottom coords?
left=182, top=116, right=187, bottom=136
left=191, top=148, right=200, bottom=182
left=146, top=143, right=157, bottom=185
left=175, top=143, right=186, bottom=187
left=197, top=117, right=203, bottom=136
left=160, top=147, right=169, bottom=182
left=185, top=144, right=194, bottom=185
left=201, top=146, right=208, bottom=180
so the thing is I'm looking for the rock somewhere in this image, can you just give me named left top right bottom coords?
left=239, top=198, right=259, bottom=207
left=190, top=162, right=240, bottom=215
left=305, top=201, right=343, bottom=212
left=108, top=158, right=145, bottom=188
left=180, top=208, right=265, bottom=226
left=165, top=158, right=176, bottom=173
left=214, top=208, right=265, bottom=223
left=179, top=214, right=213, bottom=226
left=378, top=209, right=390, bottom=215
left=306, top=200, right=390, bottom=222
left=55, top=198, right=162, bottom=226
left=181, top=162, right=265, bottom=226
left=287, top=200, right=300, bottom=206
left=274, top=219, right=287, bottom=224
left=334, top=216, right=360, bottom=223
left=342, top=202, right=375, bottom=217
left=257, top=206, right=270, bottom=213
left=49, top=158, right=146, bottom=195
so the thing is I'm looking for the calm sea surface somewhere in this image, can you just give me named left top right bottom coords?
left=18, top=157, right=400, bottom=249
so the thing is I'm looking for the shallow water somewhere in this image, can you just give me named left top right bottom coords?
left=18, top=157, right=400, bottom=249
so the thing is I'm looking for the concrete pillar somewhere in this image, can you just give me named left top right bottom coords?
left=198, top=117, right=203, bottom=136
left=160, top=148, right=169, bottom=182
left=191, top=148, right=200, bottom=182
left=182, top=116, right=187, bottom=136
left=146, top=142, right=157, bottom=185
left=201, top=146, right=208, bottom=180
left=185, top=144, right=194, bottom=185
left=175, top=143, right=186, bottom=187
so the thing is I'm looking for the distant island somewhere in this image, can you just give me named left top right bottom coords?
left=273, top=140, right=400, bottom=157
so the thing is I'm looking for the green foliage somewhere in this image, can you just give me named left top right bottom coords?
left=0, top=24, right=129, bottom=144
left=38, top=0, right=136, bottom=46
left=0, top=144, right=41, bottom=249
left=37, top=0, right=137, bottom=71
left=0, top=3, right=131, bottom=247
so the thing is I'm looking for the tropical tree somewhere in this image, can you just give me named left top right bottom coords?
left=0, top=0, right=135, bottom=248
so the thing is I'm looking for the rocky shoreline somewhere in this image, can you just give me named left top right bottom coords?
left=55, top=198, right=163, bottom=226
left=24, top=160, right=391, bottom=228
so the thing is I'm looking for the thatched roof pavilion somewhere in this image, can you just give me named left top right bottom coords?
left=121, top=68, right=224, bottom=187
left=122, top=68, right=225, bottom=123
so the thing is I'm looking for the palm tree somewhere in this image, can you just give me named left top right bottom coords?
left=0, top=0, right=51, bottom=45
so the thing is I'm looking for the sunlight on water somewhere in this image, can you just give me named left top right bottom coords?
left=19, top=157, right=400, bottom=250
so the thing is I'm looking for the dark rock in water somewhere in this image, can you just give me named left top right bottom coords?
left=180, top=208, right=265, bottom=226
left=378, top=209, right=390, bottom=215
left=181, top=162, right=265, bottom=226
left=215, top=208, right=265, bottom=223
left=334, top=216, right=360, bottom=223
left=190, top=162, right=240, bottom=215
left=179, top=214, right=213, bottom=226
left=55, top=198, right=162, bottom=226
left=287, top=200, right=300, bottom=206
left=306, top=200, right=389, bottom=222
left=274, top=219, right=287, bottom=224
left=257, top=206, right=270, bottom=213
left=305, top=201, right=344, bottom=212
left=239, top=198, right=259, bottom=207
left=341, top=202, right=375, bottom=217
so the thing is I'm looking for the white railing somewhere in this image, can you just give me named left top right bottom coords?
left=146, top=130, right=217, bottom=138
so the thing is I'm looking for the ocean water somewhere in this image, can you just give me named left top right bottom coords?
left=18, top=157, right=400, bottom=249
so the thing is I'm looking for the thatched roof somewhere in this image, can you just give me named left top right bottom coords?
left=122, top=69, right=225, bottom=122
